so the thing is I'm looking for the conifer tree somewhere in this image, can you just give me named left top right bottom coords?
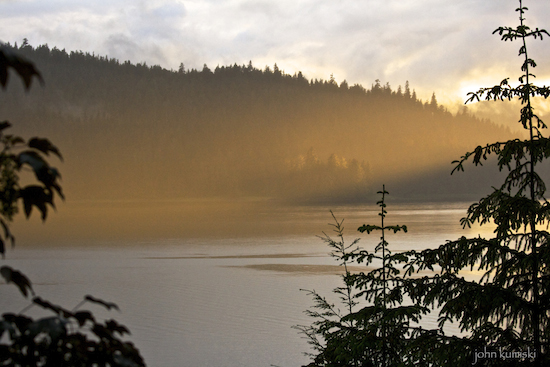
left=406, top=1, right=550, bottom=365
left=296, top=187, right=428, bottom=366
left=293, top=211, right=361, bottom=367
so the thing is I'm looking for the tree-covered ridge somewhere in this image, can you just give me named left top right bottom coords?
left=1, top=41, right=512, bottom=202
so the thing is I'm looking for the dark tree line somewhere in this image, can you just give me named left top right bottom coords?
left=0, top=41, right=512, bottom=202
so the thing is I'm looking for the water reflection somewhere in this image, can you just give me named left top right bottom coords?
left=4, top=201, right=496, bottom=367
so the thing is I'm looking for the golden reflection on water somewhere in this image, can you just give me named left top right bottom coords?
left=4, top=201, right=506, bottom=366
left=11, top=198, right=498, bottom=250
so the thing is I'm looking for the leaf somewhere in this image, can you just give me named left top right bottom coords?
left=17, top=151, right=64, bottom=200
left=0, top=319, right=16, bottom=340
left=17, top=150, right=48, bottom=173
left=27, top=316, right=68, bottom=340
left=85, top=295, right=120, bottom=311
left=0, top=45, right=43, bottom=90
left=2, top=313, right=32, bottom=337
left=73, top=310, right=95, bottom=327
left=105, top=319, right=130, bottom=335
left=0, top=266, right=34, bottom=297
left=19, top=185, right=53, bottom=220
left=33, top=296, right=72, bottom=318
left=28, top=137, right=63, bottom=161
left=0, top=121, right=11, bottom=131
left=0, top=218, right=15, bottom=247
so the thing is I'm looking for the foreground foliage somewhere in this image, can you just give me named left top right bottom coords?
left=295, top=188, right=427, bottom=366
left=404, top=2, right=550, bottom=366
left=299, top=1, right=549, bottom=366
left=0, top=45, right=145, bottom=366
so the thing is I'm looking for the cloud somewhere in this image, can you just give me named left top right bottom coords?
left=0, top=0, right=549, bottom=104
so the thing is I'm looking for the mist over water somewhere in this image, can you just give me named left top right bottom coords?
left=4, top=203, right=492, bottom=367
left=11, top=198, right=492, bottom=248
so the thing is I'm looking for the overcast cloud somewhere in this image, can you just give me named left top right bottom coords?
left=1, top=0, right=549, bottom=108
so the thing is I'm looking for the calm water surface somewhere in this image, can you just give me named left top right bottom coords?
left=1, top=202, right=493, bottom=367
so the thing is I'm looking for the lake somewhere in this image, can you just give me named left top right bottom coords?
left=1, top=201, right=493, bottom=367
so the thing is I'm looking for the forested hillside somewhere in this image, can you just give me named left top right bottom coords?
left=1, top=41, right=513, bottom=203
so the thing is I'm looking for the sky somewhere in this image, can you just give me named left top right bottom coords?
left=1, top=0, right=549, bottom=115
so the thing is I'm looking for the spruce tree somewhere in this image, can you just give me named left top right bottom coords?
left=296, top=187, right=428, bottom=366
left=406, top=1, right=550, bottom=365
left=351, top=186, right=428, bottom=366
